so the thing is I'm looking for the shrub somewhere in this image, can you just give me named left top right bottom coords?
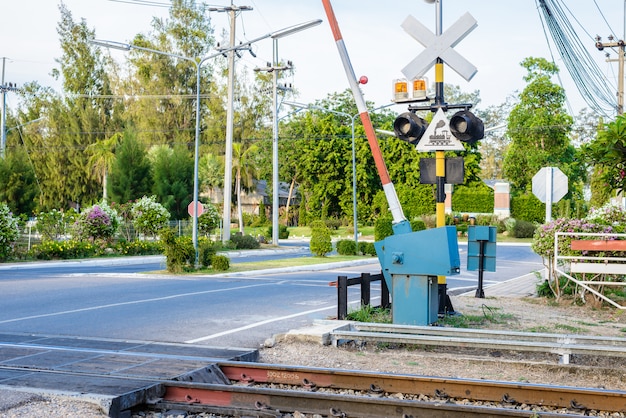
left=511, top=220, right=537, bottom=238
left=451, top=184, right=494, bottom=213
left=531, top=218, right=613, bottom=299
left=336, top=239, right=357, bottom=255
left=310, top=223, right=332, bottom=257
left=31, top=239, right=100, bottom=260
left=160, top=228, right=194, bottom=273
left=211, top=254, right=230, bottom=271
left=35, top=209, right=77, bottom=242
left=229, top=234, right=260, bottom=249
left=131, top=195, right=170, bottom=237
left=115, top=240, right=163, bottom=256
left=374, top=214, right=393, bottom=241
left=410, top=219, right=427, bottom=231
left=198, top=239, right=217, bottom=268
left=0, top=203, right=19, bottom=260
left=358, top=241, right=377, bottom=256
left=511, top=193, right=545, bottom=223
left=198, top=203, right=221, bottom=237
left=73, top=201, right=120, bottom=242
left=586, top=201, right=626, bottom=233
left=267, top=225, right=289, bottom=239
left=325, top=218, right=342, bottom=230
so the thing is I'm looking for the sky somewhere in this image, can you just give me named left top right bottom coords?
left=1, top=0, right=624, bottom=121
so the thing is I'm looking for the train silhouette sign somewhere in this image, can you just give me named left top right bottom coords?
left=416, top=108, right=465, bottom=152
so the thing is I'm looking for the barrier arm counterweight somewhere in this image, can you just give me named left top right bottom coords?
left=321, top=0, right=411, bottom=234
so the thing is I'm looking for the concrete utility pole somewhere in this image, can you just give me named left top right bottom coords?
left=254, top=56, right=293, bottom=245
left=0, top=57, right=19, bottom=159
left=596, top=35, right=625, bottom=114
left=210, top=4, right=252, bottom=244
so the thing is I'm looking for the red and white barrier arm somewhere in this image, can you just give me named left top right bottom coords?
left=321, top=0, right=407, bottom=226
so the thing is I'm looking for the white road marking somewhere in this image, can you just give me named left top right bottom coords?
left=0, top=282, right=274, bottom=324
left=185, top=296, right=380, bottom=344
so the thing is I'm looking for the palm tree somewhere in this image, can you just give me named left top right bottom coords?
left=86, top=133, right=121, bottom=202
left=232, top=141, right=259, bottom=233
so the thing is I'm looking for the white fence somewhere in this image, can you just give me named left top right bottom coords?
left=553, top=232, right=626, bottom=309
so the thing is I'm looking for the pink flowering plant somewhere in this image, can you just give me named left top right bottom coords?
left=531, top=201, right=625, bottom=298
left=73, top=201, right=120, bottom=242
left=0, top=203, right=19, bottom=260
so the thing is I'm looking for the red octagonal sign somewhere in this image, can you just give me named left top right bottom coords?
left=188, top=201, right=204, bottom=217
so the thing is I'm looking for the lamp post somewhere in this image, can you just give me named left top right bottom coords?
left=285, top=101, right=395, bottom=252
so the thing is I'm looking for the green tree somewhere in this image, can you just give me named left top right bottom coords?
left=503, top=57, right=575, bottom=193
left=123, top=0, right=215, bottom=148
left=109, top=131, right=152, bottom=204
left=583, top=114, right=626, bottom=195
left=150, top=145, right=193, bottom=219
left=86, top=133, right=121, bottom=202
left=17, top=5, right=116, bottom=211
left=0, top=146, right=39, bottom=216
left=0, top=203, right=19, bottom=260
left=232, top=141, right=259, bottom=233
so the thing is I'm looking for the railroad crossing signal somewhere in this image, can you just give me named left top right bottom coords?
left=401, top=12, right=478, bottom=82
left=416, top=108, right=464, bottom=152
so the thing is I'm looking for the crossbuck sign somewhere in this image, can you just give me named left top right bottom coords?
left=401, top=12, right=478, bottom=82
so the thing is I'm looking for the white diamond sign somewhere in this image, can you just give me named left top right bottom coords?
left=416, top=108, right=465, bottom=152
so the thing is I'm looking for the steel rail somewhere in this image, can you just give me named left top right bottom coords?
left=215, top=361, right=626, bottom=413
left=155, top=380, right=593, bottom=418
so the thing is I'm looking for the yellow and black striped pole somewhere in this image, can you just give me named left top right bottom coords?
left=434, top=57, right=455, bottom=315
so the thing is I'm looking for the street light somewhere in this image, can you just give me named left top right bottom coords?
left=284, top=101, right=395, bottom=251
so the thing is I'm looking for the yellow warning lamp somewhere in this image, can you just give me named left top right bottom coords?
left=411, top=78, right=427, bottom=100
left=392, top=79, right=409, bottom=102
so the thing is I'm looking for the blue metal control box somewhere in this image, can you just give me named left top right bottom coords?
left=467, top=225, right=497, bottom=272
left=374, top=226, right=461, bottom=325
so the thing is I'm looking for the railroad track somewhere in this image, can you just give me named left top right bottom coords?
left=2, top=332, right=626, bottom=417
left=145, top=361, right=626, bottom=417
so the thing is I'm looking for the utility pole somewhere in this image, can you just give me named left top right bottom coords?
left=595, top=35, right=625, bottom=114
left=0, top=57, right=18, bottom=159
left=255, top=55, right=293, bottom=245
left=210, top=4, right=252, bottom=243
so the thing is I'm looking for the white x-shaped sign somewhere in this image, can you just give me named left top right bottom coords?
left=401, top=12, right=478, bottom=82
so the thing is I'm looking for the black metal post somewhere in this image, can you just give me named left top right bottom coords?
left=360, top=272, right=371, bottom=306
left=475, top=240, right=486, bottom=298
left=337, top=275, right=348, bottom=320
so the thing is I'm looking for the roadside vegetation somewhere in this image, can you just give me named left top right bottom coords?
left=0, top=3, right=625, bottom=291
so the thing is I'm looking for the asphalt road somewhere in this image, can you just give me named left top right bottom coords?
left=0, top=242, right=543, bottom=349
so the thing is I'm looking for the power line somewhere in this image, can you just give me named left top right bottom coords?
left=537, top=0, right=617, bottom=117
left=105, top=0, right=172, bottom=8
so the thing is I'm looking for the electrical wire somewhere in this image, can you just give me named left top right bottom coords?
left=536, top=0, right=617, bottom=117
left=106, top=0, right=172, bottom=8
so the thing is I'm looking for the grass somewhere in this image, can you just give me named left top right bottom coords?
left=437, top=305, right=516, bottom=328
left=525, top=326, right=552, bottom=333
left=554, top=323, right=587, bottom=333
left=346, top=305, right=392, bottom=323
